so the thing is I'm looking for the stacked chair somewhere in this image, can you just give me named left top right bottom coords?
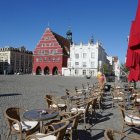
left=45, top=94, right=67, bottom=112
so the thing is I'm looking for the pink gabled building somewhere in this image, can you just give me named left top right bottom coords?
left=32, top=28, right=71, bottom=75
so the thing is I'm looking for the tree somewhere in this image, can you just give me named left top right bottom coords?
left=120, top=63, right=129, bottom=76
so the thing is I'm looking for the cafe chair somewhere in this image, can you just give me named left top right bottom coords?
left=75, top=86, right=84, bottom=95
left=87, top=82, right=94, bottom=90
left=118, top=103, right=140, bottom=132
left=25, top=120, right=69, bottom=140
left=60, top=111, right=82, bottom=140
left=45, top=94, right=67, bottom=112
left=104, top=128, right=140, bottom=140
left=43, top=111, right=82, bottom=140
left=4, top=107, right=39, bottom=140
left=70, top=98, right=93, bottom=129
left=134, top=94, right=140, bottom=106
left=111, top=88, right=125, bottom=108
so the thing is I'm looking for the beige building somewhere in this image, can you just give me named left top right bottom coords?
left=0, top=46, right=33, bottom=74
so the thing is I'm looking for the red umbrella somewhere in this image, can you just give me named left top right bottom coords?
left=126, top=0, right=140, bottom=81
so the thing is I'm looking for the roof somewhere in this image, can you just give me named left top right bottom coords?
left=52, top=31, right=70, bottom=55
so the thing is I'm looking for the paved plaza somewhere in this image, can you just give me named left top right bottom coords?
left=0, top=75, right=139, bottom=140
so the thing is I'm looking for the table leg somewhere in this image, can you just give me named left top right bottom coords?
left=40, top=121, right=43, bottom=132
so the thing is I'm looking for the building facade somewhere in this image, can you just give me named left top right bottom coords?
left=32, top=28, right=70, bottom=75
left=0, top=46, right=33, bottom=74
left=113, top=56, right=120, bottom=80
left=63, top=40, right=110, bottom=77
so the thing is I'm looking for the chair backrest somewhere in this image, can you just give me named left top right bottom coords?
left=75, top=86, right=78, bottom=93
left=85, top=99, right=93, bottom=115
left=118, top=103, right=125, bottom=122
left=65, top=89, right=70, bottom=96
left=56, top=121, right=69, bottom=140
left=62, top=112, right=82, bottom=130
left=104, top=129, right=114, bottom=140
left=104, top=128, right=140, bottom=140
left=45, top=95, right=53, bottom=107
left=4, top=107, right=21, bottom=128
left=25, top=121, right=69, bottom=140
left=71, top=112, right=82, bottom=130
left=118, top=103, right=129, bottom=131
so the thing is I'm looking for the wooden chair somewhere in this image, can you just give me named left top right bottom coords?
left=118, top=103, right=140, bottom=132
left=111, top=88, right=125, bottom=108
left=60, top=111, right=82, bottom=140
left=25, top=120, right=69, bottom=140
left=90, top=90, right=103, bottom=111
left=4, top=107, right=39, bottom=140
left=45, top=94, right=67, bottom=112
left=87, top=82, right=94, bottom=90
left=75, top=86, right=83, bottom=95
left=70, top=98, right=93, bottom=129
left=104, top=128, right=140, bottom=140
left=134, top=94, right=140, bottom=106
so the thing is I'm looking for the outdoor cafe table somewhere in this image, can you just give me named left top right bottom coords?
left=23, top=108, right=59, bottom=132
left=61, top=94, right=88, bottom=111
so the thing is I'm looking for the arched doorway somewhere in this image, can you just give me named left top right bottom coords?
left=44, top=66, right=50, bottom=75
left=36, top=66, right=42, bottom=75
left=52, top=67, right=58, bottom=75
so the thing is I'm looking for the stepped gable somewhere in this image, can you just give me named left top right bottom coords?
left=35, top=28, right=70, bottom=56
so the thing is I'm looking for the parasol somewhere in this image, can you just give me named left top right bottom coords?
left=126, top=0, right=140, bottom=81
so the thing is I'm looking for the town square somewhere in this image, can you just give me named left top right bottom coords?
left=0, top=0, right=140, bottom=140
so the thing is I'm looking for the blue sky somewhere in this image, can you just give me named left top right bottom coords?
left=0, top=0, right=138, bottom=63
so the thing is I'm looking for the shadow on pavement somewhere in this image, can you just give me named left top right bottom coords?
left=0, top=93, right=22, bottom=97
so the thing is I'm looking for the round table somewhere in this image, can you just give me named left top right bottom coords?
left=23, top=108, right=59, bottom=132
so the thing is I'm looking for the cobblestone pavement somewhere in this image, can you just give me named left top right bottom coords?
left=0, top=75, right=140, bottom=140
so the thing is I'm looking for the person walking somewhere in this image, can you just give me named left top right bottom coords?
left=99, top=73, right=106, bottom=90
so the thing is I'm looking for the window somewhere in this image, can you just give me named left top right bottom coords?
left=52, top=49, right=57, bottom=54
left=42, top=44, right=45, bottom=47
left=75, top=62, right=79, bottom=67
left=39, top=57, right=42, bottom=62
left=56, top=57, right=60, bottom=61
left=52, top=57, right=55, bottom=62
left=49, top=49, right=52, bottom=54
left=48, top=57, right=51, bottom=61
left=41, top=50, right=44, bottom=54
left=44, top=57, right=47, bottom=61
left=75, top=62, right=79, bottom=65
left=83, top=70, right=86, bottom=75
left=55, top=49, right=58, bottom=54
left=45, top=36, right=50, bottom=40
left=91, top=62, right=95, bottom=68
left=75, top=53, right=79, bottom=59
left=83, top=62, right=86, bottom=67
left=38, top=50, right=41, bottom=54
left=44, top=50, right=48, bottom=55
left=75, top=69, right=78, bottom=75
left=91, top=52, right=95, bottom=58
left=83, top=53, right=87, bottom=58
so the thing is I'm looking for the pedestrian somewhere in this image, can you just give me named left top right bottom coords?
left=97, top=71, right=102, bottom=87
left=99, top=73, right=106, bottom=90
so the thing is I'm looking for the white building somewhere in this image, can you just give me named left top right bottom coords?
left=113, top=56, right=120, bottom=80
left=62, top=39, right=110, bottom=77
